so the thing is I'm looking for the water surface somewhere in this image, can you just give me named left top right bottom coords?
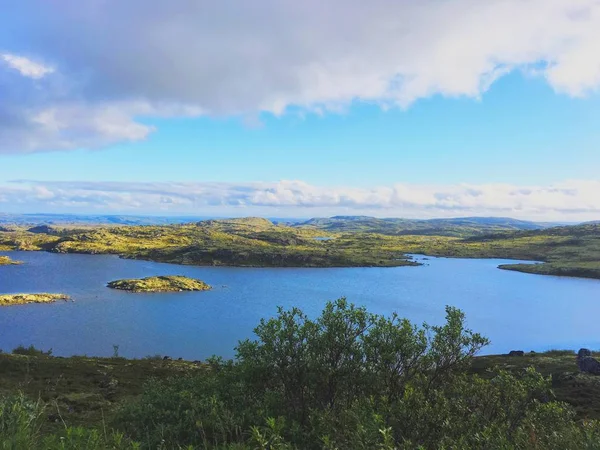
left=1, top=251, right=599, bottom=359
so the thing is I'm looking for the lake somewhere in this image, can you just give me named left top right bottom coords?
left=1, top=251, right=599, bottom=359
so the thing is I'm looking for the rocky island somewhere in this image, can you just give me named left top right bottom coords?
left=0, top=293, right=70, bottom=307
left=107, top=275, right=211, bottom=293
left=0, top=256, right=21, bottom=265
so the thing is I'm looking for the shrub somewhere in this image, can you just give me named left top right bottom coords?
left=5, top=300, right=600, bottom=449
left=0, top=393, right=45, bottom=449
left=116, top=299, right=600, bottom=449
left=12, top=345, right=52, bottom=357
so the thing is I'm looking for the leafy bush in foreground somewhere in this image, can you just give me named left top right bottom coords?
left=115, top=299, right=600, bottom=449
left=3, top=299, right=600, bottom=449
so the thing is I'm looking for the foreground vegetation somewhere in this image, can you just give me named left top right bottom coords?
left=2, top=300, right=600, bottom=449
left=1, top=217, right=599, bottom=278
left=107, top=275, right=211, bottom=292
left=0, top=293, right=70, bottom=307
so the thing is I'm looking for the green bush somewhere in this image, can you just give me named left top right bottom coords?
left=4, top=300, right=600, bottom=449
left=12, top=345, right=52, bottom=357
left=115, top=299, right=600, bottom=449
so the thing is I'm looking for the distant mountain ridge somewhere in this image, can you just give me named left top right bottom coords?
left=0, top=213, right=213, bottom=227
left=294, top=215, right=556, bottom=237
left=0, top=213, right=576, bottom=237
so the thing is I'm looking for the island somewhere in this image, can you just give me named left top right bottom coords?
left=107, top=275, right=211, bottom=293
left=0, top=293, right=70, bottom=307
left=0, top=256, right=21, bottom=265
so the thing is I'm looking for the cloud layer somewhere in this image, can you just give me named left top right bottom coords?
left=2, top=179, right=600, bottom=221
left=2, top=0, right=600, bottom=153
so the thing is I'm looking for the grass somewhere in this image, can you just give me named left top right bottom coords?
left=0, top=293, right=70, bottom=307
left=0, top=351, right=205, bottom=433
left=0, top=348, right=598, bottom=436
left=107, top=275, right=211, bottom=292
left=472, top=350, right=600, bottom=420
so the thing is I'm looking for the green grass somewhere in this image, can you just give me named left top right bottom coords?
left=471, top=350, right=600, bottom=420
left=0, top=352, right=204, bottom=433
left=0, top=348, right=598, bottom=446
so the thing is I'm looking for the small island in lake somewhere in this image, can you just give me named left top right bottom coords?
left=107, top=275, right=212, bottom=293
left=0, top=256, right=22, bottom=265
left=0, top=293, right=70, bottom=307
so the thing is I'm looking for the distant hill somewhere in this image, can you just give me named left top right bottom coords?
left=295, top=216, right=553, bottom=237
left=0, top=213, right=572, bottom=237
left=0, top=213, right=306, bottom=227
left=0, top=213, right=213, bottom=227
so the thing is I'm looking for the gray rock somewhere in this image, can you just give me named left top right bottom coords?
left=578, top=356, right=600, bottom=375
left=578, top=348, right=592, bottom=359
left=508, top=350, right=524, bottom=357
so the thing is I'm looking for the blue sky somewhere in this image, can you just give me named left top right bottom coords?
left=1, top=1, right=600, bottom=220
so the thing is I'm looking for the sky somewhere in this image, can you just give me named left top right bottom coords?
left=1, top=0, right=600, bottom=221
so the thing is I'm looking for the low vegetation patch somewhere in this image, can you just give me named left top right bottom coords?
left=107, top=275, right=211, bottom=292
left=0, top=293, right=70, bottom=307
left=0, top=255, right=21, bottom=265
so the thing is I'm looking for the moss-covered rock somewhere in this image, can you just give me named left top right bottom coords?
left=107, top=275, right=211, bottom=293
left=0, top=293, right=70, bottom=306
left=0, top=256, right=22, bottom=265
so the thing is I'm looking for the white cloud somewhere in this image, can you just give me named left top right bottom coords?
left=1, top=53, right=54, bottom=79
left=1, top=179, right=600, bottom=221
left=1, top=0, right=600, bottom=153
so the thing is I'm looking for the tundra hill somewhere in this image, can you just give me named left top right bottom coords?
left=295, top=215, right=549, bottom=237
left=29, top=218, right=419, bottom=268
left=462, top=223, right=600, bottom=279
left=2, top=218, right=600, bottom=278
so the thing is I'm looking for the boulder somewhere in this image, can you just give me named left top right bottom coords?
left=578, top=356, right=600, bottom=375
left=577, top=349, right=600, bottom=374
left=578, top=348, right=592, bottom=359
left=508, top=350, right=525, bottom=357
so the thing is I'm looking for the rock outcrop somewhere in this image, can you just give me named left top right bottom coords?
left=577, top=348, right=600, bottom=375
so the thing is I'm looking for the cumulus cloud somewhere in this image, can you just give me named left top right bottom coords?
left=2, top=0, right=600, bottom=153
left=1, top=179, right=600, bottom=221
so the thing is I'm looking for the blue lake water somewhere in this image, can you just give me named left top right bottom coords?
left=1, top=250, right=599, bottom=359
